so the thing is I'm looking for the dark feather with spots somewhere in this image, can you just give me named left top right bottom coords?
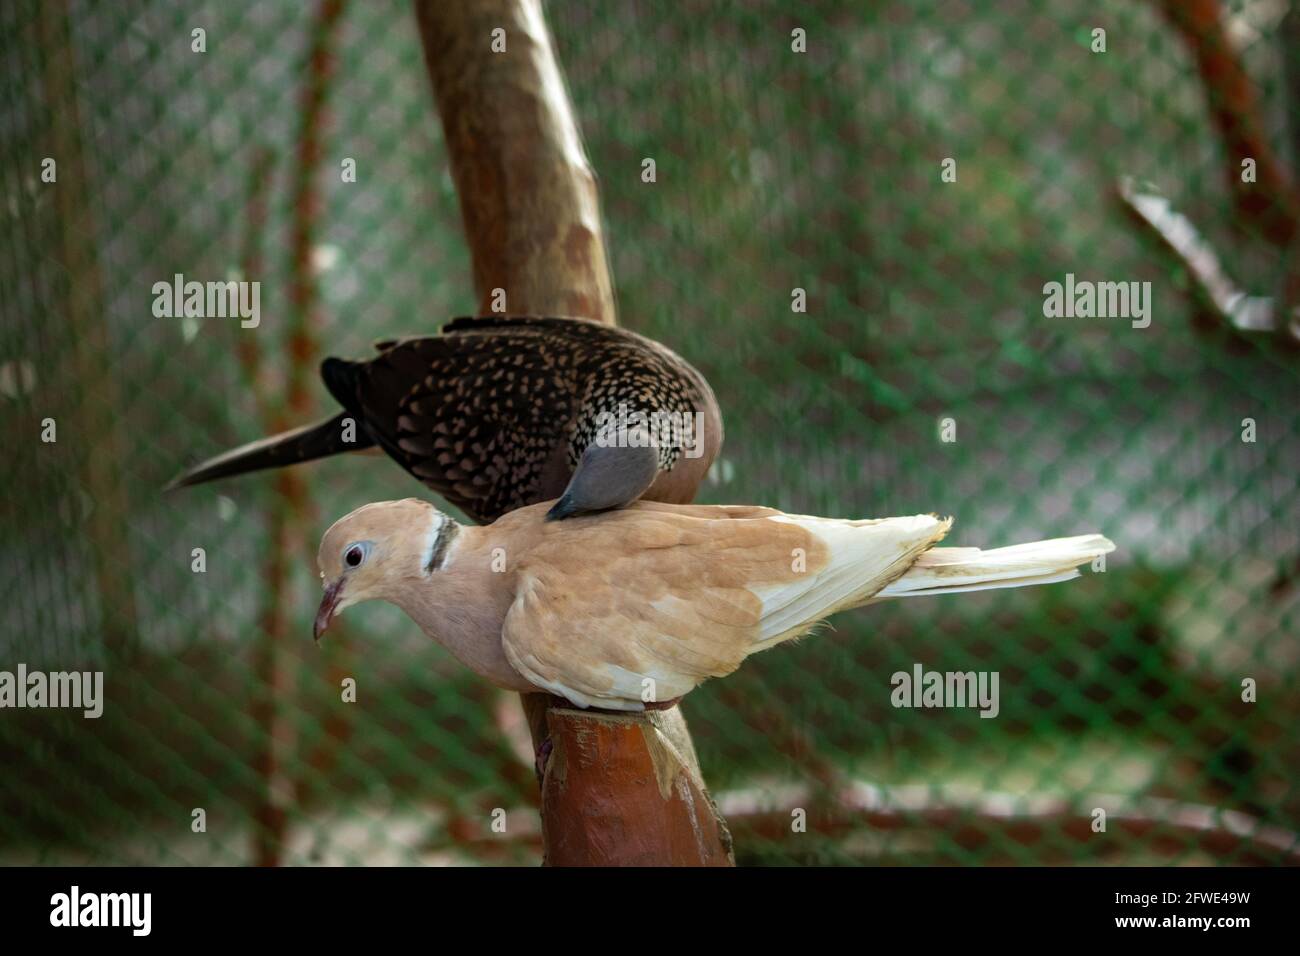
left=169, top=316, right=721, bottom=525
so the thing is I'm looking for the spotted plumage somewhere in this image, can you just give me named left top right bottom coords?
left=169, top=316, right=723, bottom=524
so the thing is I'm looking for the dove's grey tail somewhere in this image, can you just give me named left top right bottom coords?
left=165, top=412, right=374, bottom=490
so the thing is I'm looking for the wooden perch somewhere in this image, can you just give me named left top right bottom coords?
left=414, top=0, right=733, bottom=865
left=531, top=704, right=732, bottom=866
left=415, top=0, right=615, bottom=323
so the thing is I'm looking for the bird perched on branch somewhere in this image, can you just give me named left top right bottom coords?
left=313, top=497, right=1114, bottom=711
left=168, top=316, right=722, bottom=522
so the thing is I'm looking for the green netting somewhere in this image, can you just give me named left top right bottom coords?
left=1, top=0, right=1298, bottom=865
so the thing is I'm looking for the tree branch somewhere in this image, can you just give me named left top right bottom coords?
left=1157, top=0, right=1299, bottom=245
left=250, top=0, right=347, bottom=866
left=38, top=0, right=140, bottom=655
left=415, top=0, right=616, bottom=323
left=414, top=0, right=732, bottom=866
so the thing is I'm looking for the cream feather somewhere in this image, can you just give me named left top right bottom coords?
left=315, top=499, right=1116, bottom=711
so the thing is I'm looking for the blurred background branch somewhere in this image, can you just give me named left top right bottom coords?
left=249, top=0, right=347, bottom=867
left=37, top=0, right=139, bottom=655
left=1157, top=0, right=1298, bottom=245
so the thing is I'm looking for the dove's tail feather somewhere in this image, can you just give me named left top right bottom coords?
left=165, top=412, right=373, bottom=490
left=877, top=533, right=1115, bottom=598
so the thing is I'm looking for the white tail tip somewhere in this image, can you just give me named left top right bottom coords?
left=879, top=533, right=1115, bottom=598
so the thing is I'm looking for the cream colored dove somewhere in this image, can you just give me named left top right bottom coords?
left=313, top=498, right=1114, bottom=711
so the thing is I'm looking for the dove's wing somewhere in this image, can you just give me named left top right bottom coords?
left=499, top=504, right=951, bottom=709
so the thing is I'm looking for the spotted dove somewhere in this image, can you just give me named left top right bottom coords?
left=168, top=316, right=722, bottom=522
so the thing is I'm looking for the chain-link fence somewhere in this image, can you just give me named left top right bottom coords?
left=2, top=0, right=1297, bottom=865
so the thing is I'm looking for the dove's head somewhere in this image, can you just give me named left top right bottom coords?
left=314, top=498, right=454, bottom=641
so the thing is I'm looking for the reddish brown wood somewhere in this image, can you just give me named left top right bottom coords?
left=538, top=707, right=733, bottom=867
left=415, top=0, right=616, bottom=324
left=415, top=0, right=733, bottom=866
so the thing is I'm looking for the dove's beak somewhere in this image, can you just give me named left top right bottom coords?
left=314, top=580, right=343, bottom=642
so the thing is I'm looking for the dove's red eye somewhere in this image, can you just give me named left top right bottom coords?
left=345, top=546, right=364, bottom=568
